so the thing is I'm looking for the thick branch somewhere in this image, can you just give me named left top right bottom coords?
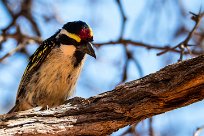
left=1, top=55, right=204, bottom=135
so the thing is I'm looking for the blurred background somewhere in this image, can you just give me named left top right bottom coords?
left=0, top=0, right=204, bottom=136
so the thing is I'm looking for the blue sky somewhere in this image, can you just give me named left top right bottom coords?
left=0, top=0, right=204, bottom=135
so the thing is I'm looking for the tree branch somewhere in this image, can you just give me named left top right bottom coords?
left=157, top=11, right=204, bottom=61
left=1, top=55, right=204, bottom=135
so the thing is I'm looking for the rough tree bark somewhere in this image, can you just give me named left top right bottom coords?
left=0, top=55, right=204, bottom=136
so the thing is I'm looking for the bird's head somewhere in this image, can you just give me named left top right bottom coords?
left=57, top=21, right=96, bottom=58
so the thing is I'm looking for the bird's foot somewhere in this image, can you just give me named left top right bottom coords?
left=40, top=105, right=50, bottom=111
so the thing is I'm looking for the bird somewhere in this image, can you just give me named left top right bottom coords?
left=9, top=21, right=96, bottom=113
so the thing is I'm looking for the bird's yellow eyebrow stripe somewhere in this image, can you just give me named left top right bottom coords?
left=60, top=29, right=81, bottom=42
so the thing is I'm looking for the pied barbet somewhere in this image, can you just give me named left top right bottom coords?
left=9, top=21, right=95, bottom=113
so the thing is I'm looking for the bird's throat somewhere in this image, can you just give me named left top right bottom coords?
left=60, top=45, right=76, bottom=56
left=59, top=44, right=85, bottom=67
left=73, top=50, right=85, bottom=67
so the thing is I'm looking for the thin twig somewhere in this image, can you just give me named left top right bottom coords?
left=193, top=126, right=204, bottom=136
left=116, top=0, right=127, bottom=39
left=157, top=11, right=204, bottom=61
left=149, top=118, right=154, bottom=136
left=0, top=42, right=28, bottom=62
left=95, top=40, right=202, bottom=55
left=0, top=0, right=42, bottom=61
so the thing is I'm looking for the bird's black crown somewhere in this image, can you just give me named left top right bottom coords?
left=62, top=21, right=93, bottom=42
left=62, top=21, right=88, bottom=34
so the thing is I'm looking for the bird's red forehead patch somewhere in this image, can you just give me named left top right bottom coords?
left=79, top=28, right=93, bottom=41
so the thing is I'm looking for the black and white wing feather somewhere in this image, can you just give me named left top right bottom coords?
left=15, top=35, right=59, bottom=103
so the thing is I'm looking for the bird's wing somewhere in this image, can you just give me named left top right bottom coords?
left=16, top=39, right=58, bottom=103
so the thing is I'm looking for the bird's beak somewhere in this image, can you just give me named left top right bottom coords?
left=77, top=42, right=96, bottom=58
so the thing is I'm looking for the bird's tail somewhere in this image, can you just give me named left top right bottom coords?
left=8, top=104, right=20, bottom=114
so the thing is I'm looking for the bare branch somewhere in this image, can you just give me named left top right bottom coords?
left=1, top=55, right=204, bottom=135
left=0, top=42, right=27, bottom=62
left=0, top=0, right=42, bottom=61
left=157, top=11, right=204, bottom=60
left=95, top=39, right=202, bottom=55
left=193, top=125, right=204, bottom=136
left=116, top=0, right=127, bottom=39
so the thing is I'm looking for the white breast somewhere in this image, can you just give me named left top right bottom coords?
left=60, top=44, right=76, bottom=56
left=26, top=45, right=85, bottom=107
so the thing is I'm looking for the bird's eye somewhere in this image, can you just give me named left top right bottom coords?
left=78, top=28, right=93, bottom=42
